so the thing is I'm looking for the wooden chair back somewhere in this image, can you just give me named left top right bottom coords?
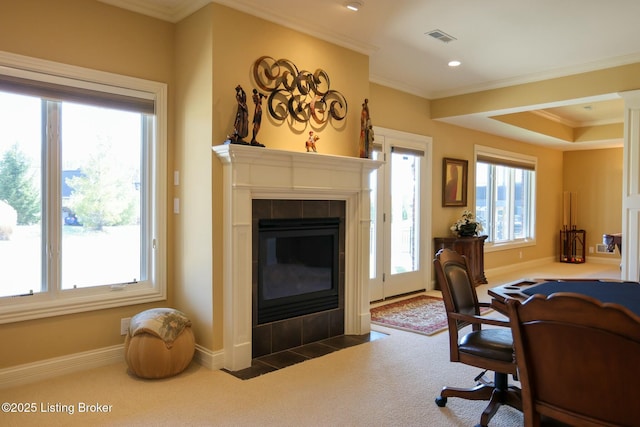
left=507, top=292, right=640, bottom=427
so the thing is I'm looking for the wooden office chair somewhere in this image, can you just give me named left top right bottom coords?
left=507, top=292, right=640, bottom=427
left=434, top=248, right=521, bottom=427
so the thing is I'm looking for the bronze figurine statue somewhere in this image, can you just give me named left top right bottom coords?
left=225, top=85, right=266, bottom=147
left=359, top=98, right=373, bottom=158
left=250, top=88, right=265, bottom=147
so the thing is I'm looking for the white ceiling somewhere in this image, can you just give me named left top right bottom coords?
left=100, top=0, right=640, bottom=150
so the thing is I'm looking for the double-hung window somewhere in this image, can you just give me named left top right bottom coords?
left=475, top=146, right=536, bottom=248
left=0, top=52, right=167, bottom=323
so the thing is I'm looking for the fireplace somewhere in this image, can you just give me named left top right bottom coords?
left=252, top=199, right=346, bottom=358
left=213, top=144, right=382, bottom=371
left=257, top=217, right=340, bottom=324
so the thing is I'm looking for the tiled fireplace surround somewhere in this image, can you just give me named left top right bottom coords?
left=251, top=199, right=346, bottom=359
left=213, top=144, right=382, bottom=371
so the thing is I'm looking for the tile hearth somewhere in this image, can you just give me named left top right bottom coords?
left=223, top=331, right=387, bottom=380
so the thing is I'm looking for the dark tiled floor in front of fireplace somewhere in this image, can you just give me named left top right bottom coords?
left=223, top=331, right=388, bottom=380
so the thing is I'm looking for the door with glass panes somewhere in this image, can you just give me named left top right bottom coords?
left=369, top=129, right=431, bottom=301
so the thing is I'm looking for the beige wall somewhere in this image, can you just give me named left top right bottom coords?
left=431, top=63, right=640, bottom=119
left=563, top=148, right=623, bottom=260
left=174, top=5, right=216, bottom=350
left=210, top=4, right=368, bottom=155
left=0, top=0, right=625, bottom=369
left=369, top=83, right=564, bottom=270
left=0, top=0, right=175, bottom=369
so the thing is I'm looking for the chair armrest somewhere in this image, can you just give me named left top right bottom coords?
left=448, top=311, right=510, bottom=328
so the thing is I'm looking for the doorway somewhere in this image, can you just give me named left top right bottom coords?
left=369, top=128, right=432, bottom=301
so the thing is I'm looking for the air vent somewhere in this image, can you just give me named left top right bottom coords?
left=596, top=243, right=615, bottom=254
left=426, top=29, right=457, bottom=43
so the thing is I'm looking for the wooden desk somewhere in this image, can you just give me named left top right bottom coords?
left=489, top=278, right=640, bottom=315
left=434, top=235, right=487, bottom=287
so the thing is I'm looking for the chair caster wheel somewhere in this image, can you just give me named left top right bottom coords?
left=435, top=396, right=447, bottom=407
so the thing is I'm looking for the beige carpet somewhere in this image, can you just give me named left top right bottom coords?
left=0, top=262, right=620, bottom=427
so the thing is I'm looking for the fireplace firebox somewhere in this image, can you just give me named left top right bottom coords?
left=257, top=217, right=340, bottom=324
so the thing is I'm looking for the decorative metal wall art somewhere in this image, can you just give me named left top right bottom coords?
left=252, top=56, right=348, bottom=125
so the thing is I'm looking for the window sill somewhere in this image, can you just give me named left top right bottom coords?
left=0, top=284, right=166, bottom=324
left=484, top=239, right=536, bottom=253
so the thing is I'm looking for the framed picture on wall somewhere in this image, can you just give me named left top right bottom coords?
left=442, top=157, right=468, bottom=207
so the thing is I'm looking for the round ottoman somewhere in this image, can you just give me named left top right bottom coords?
left=124, top=308, right=195, bottom=379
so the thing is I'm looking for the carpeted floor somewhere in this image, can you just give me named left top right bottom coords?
left=0, top=261, right=620, bottom=427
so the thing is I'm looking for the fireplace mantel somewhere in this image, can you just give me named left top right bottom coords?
left=213, top=144, right=382, bottom=371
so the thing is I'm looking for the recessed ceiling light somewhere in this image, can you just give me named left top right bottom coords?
left=345, top=1, right=363, bottom=11
left=448, top=60, right=461, bottom=67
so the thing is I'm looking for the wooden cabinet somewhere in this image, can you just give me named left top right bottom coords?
left=434, top=235, right=488, bottom=288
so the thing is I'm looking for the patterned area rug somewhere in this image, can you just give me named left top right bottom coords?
left=371, top=295, right=490, bottom=336
left=371, top=295, right=450, bottom=336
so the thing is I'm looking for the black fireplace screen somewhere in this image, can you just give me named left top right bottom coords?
left=257, top=217, right=340, bottom=324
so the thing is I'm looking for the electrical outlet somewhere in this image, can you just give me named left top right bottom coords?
left=120, top=317, right=131, bottom=336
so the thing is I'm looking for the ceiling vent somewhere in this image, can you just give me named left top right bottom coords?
left=426, top=29, right=457, bottom=43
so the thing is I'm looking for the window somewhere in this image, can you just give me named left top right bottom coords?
left=475, top=146, right=536, bottom=248
left=0, top=52, right=166, bottom=323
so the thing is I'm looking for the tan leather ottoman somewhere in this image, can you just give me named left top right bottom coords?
left=124, top=308, right=195, bottom=379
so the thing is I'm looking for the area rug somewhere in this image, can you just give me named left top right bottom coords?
left=371, top=295, right=491, bottom=336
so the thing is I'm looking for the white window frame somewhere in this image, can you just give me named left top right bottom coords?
left=475, top=145, right=536, bottom=253
left=0, top=51, right=167, bottom=323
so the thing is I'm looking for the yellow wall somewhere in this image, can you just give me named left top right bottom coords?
left=210, top=5, right=368, bottom=155
left=563, top=148, right=623, bottom=259
left=431, top=63, right=640, bottom=119
left=369, top=83, right=564, bottom=270
left=0, top=0, right=175, bottom=369
left=174, top=5, right=215, bottom=350
left=0, top=0, right=625, bottom=370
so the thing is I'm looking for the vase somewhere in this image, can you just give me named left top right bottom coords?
left=458, top=223, right=477, bottom=237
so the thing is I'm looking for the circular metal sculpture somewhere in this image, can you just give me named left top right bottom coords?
left=252, top=56, right=347, bottom=125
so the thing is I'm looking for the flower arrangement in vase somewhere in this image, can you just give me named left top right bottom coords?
left=450, top=210, right=483, bottom=237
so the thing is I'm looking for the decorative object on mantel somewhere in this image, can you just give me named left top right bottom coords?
left=450, top=209, right=483, bottom=237
left=252, top=56, right=348, bottom=126
left=224, top=85, right=265, bottom=147
left=442, top=157, right=468, bottom=207
left=250, top=88, right=266, bottom=146
left=305, top=130, right=319, bottom=152
left=359, top=98, right=374, bottom=158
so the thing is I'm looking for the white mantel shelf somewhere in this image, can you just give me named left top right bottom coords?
left=212, top=143, right=383, bottom=371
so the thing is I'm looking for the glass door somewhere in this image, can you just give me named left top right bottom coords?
left=369, top=129, right=431, bottom=301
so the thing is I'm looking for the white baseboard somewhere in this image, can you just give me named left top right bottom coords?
left=193, top=344, right=225, bottom=370
left=0, top=344, right=124, bottom=389
left=0, top=343, right=224, bottom=390
left=484, top=256, right=556, bottom=278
